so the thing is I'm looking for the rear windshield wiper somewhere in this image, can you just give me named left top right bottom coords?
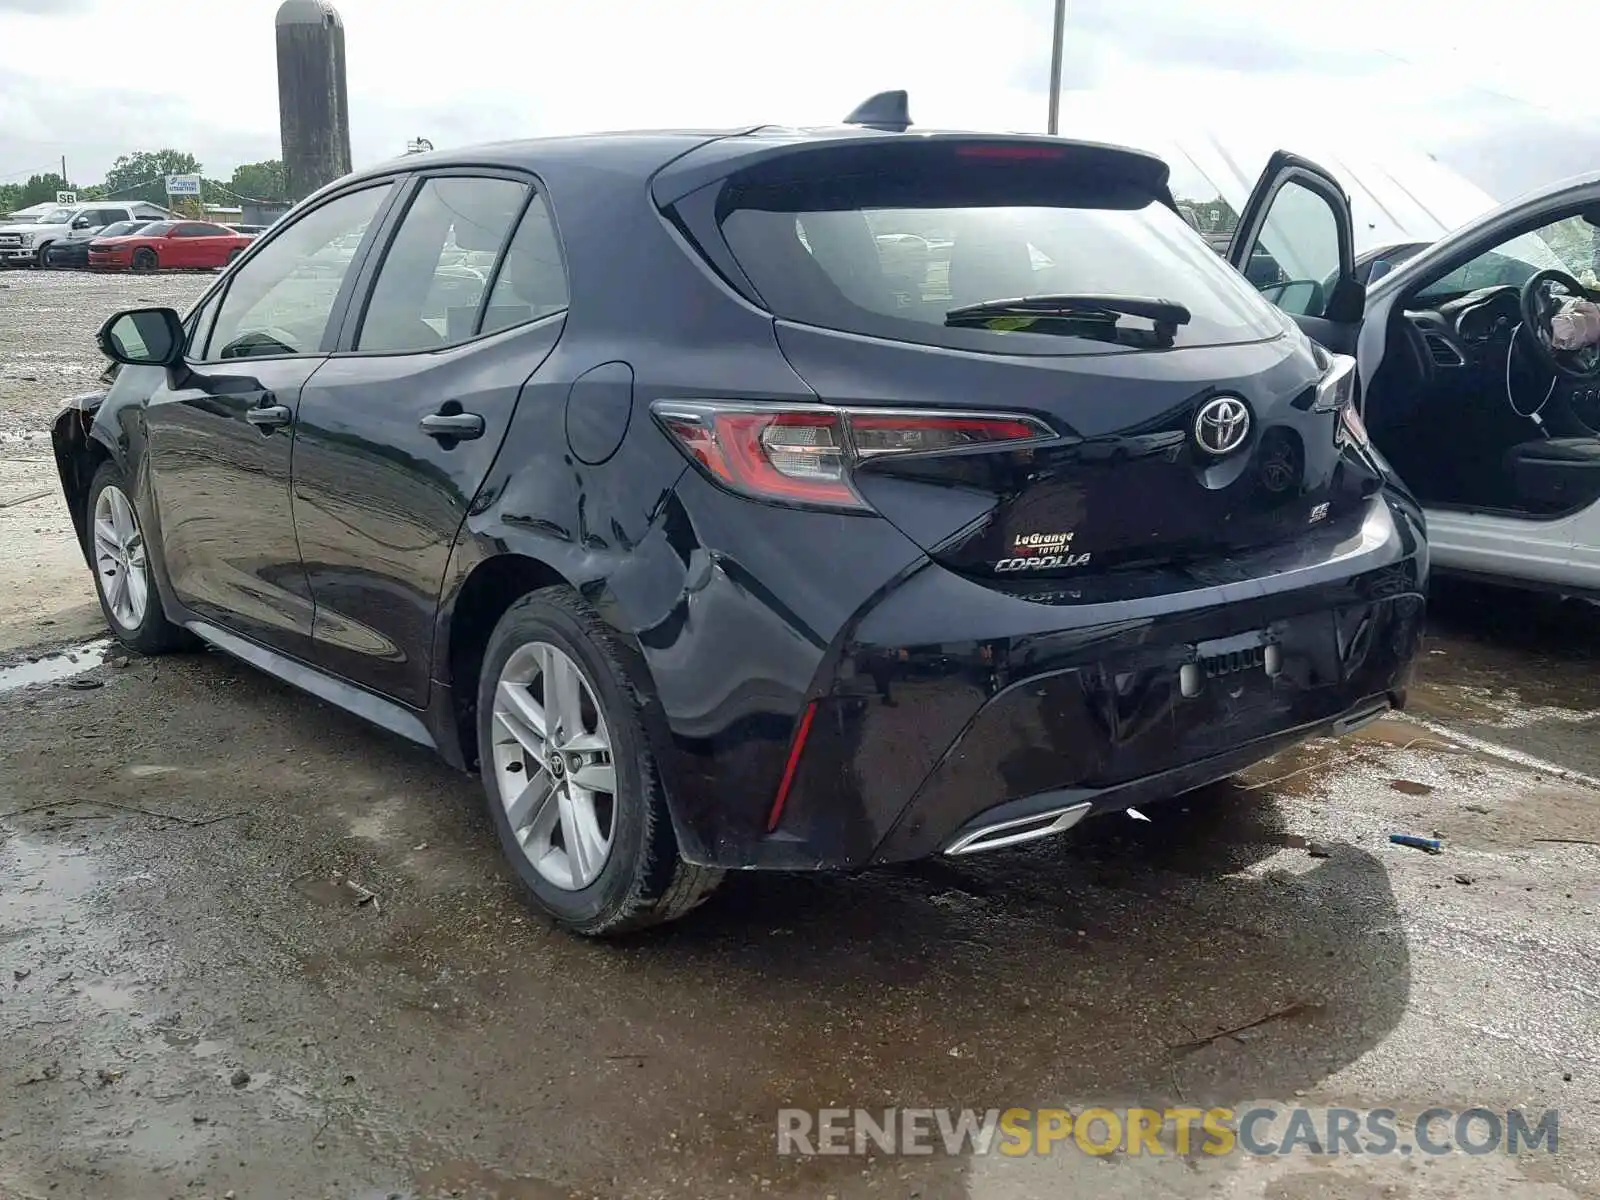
left=946, top=294, right=1193, bottom=328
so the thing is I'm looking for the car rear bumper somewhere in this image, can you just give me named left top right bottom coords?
left=657, top=487, right=1426, bottom=871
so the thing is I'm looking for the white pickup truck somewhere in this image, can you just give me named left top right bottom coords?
left=0, top=200, right=173, bottom=268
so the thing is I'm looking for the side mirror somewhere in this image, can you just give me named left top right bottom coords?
left=96, top=308, right=185, bottom=368
left=71, top=217, right=92, bottom=229
left=1367, top=259, right=1394, bottom=285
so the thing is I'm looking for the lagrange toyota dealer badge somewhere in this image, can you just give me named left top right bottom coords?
left=994, top=531, right=1091, bottom=573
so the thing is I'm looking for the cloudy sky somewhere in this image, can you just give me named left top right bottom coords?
left=2, top=0, right=1596, bottom=208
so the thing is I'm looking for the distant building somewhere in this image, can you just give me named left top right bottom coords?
left=3, top=202, right=60, bottom=221
left=242, top=201, right=293, bottom=227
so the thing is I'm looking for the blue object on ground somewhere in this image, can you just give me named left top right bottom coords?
left=1390, top=833, right=1443, bottom=853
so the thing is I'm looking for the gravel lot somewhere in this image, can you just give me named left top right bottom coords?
left=1, top=271, right=1598, bottom=1200
left=0, top=271, right=213, bottom=651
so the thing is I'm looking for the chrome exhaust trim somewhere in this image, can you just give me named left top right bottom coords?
left=1331, top=702, right=1390, bottom=737
left=944, top=801, right=1093, bottom=857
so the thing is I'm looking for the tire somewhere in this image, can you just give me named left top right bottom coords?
left=475, top=587, right=722, bottom=936
left=131, top=247, right=159, bottom=274
left=86, top=462, right=194, bottom=655
left=34, top=245, right=51, bottom=269
left=226, top=247, right=243, bottom=265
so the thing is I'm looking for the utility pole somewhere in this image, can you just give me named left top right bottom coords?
left=60, top=155, right=67, bottom=184
left=1046, top=0, right=1066, bottom=135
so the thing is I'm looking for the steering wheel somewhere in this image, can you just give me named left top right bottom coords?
left=1518, top=269, right=1600, bottom=380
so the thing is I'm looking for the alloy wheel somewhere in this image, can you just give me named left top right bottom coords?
left=490, top=641, right=618, bottom=891
left=92, top=484, right=149, bottom=631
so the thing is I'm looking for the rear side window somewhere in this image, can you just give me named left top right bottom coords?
left=713, top=143, right=1283, bottom=355
left=480, top=193, right=568, bottom=335
left=356, top=176, right=528, bottom=353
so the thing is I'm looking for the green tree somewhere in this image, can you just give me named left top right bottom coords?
left=16, top=173, right=78, bottom=208
left=1176, top=196, right=1240, bottom=237
left=0, top=182, right=23, bottom=214
left=102, top=149, right=203, bottom=205
left=228, top=160, right=286, bottom=202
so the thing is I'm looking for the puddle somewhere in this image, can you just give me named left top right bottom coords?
left=0, top=638, right=115, bottom=694
left=0, top=837, right=99, bottom=926
left=294, top=875, right=381, bottom=910
left=1390, top=778, right=1435, bottom=796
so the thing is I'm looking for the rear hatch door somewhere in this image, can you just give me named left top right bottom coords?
left=663, top=134, right=1369, bottom=584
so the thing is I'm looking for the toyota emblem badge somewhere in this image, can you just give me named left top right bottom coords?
left=1193, top=396, right=1251, bottom=456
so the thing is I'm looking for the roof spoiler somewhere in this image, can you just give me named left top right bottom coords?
left=843, top=90, right=912, bottom=133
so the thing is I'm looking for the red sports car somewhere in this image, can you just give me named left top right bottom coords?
left=88, top=221, right=253, bottom=273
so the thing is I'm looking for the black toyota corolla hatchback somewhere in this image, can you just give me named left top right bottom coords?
left=54, top=105, right=1426, bottom=934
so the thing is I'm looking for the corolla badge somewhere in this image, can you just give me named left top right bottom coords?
left=1193, top=396, right=1251, bottom=456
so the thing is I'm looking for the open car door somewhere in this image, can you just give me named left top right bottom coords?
left=1228, top=150, right=1364, bottom=355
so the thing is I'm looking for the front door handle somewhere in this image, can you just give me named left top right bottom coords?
left=419, top=411, right=485, bottom=441
left=245, top=394, right=292, bottom=430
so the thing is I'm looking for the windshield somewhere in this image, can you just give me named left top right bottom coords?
left=1415, top=215, right=1595, bottom=299
left=39, top=208, right=75, bottom=224
left=137, top=222, right=175, bottom=237
left=97, top=222, right=145, bottom=239
left=717, top=145, right=1282, bottom=355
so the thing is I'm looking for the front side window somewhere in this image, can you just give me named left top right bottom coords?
left=185, top=289, right=223, bottom=359
left=356, top=177, right=528, bottom=353
left=204, top=184, right=391, bottom=361
left=1416, top=214, right=1600, bottom=301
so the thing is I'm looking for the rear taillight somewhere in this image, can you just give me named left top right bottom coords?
left=1338, top=402, right=1370, bottom=449
left=1311, top=354, right=1356, bottom=414
left=1313, top=354, right=1369, bottom=449
left=652, top=401, right=1054, bottom=511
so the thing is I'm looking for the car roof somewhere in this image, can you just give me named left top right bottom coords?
left=352, top=128, right=755, bottom=182
left=336, top=124, right=1170, bottom=197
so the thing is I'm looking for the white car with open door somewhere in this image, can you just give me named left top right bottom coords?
left=1228, top=153, right=1600, bottom=598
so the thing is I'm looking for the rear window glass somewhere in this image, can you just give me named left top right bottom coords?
left=716, top=145, right=1284, bottom=355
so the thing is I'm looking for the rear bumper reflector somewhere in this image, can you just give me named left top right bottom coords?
left=766, top=700, right=818, bottom=831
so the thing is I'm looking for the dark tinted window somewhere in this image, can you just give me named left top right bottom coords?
left=715, top=143, right=1281, bottom=355
left=356, top=176, right=528, bottom=352
left=96, top=221, right=143, bottom=239
left=173, top=222, right=226, bottom=238
left=204, top=184, right=390, bottom=361
left=139, top=222, right=176, bottom=237
left=480, top=192, right=567, bottom=335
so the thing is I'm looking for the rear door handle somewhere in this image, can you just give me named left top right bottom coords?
left=419, top=411, right=485, bottom=441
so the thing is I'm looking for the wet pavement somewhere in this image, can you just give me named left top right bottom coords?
left=1, top=582, right=1597, bottom=1199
